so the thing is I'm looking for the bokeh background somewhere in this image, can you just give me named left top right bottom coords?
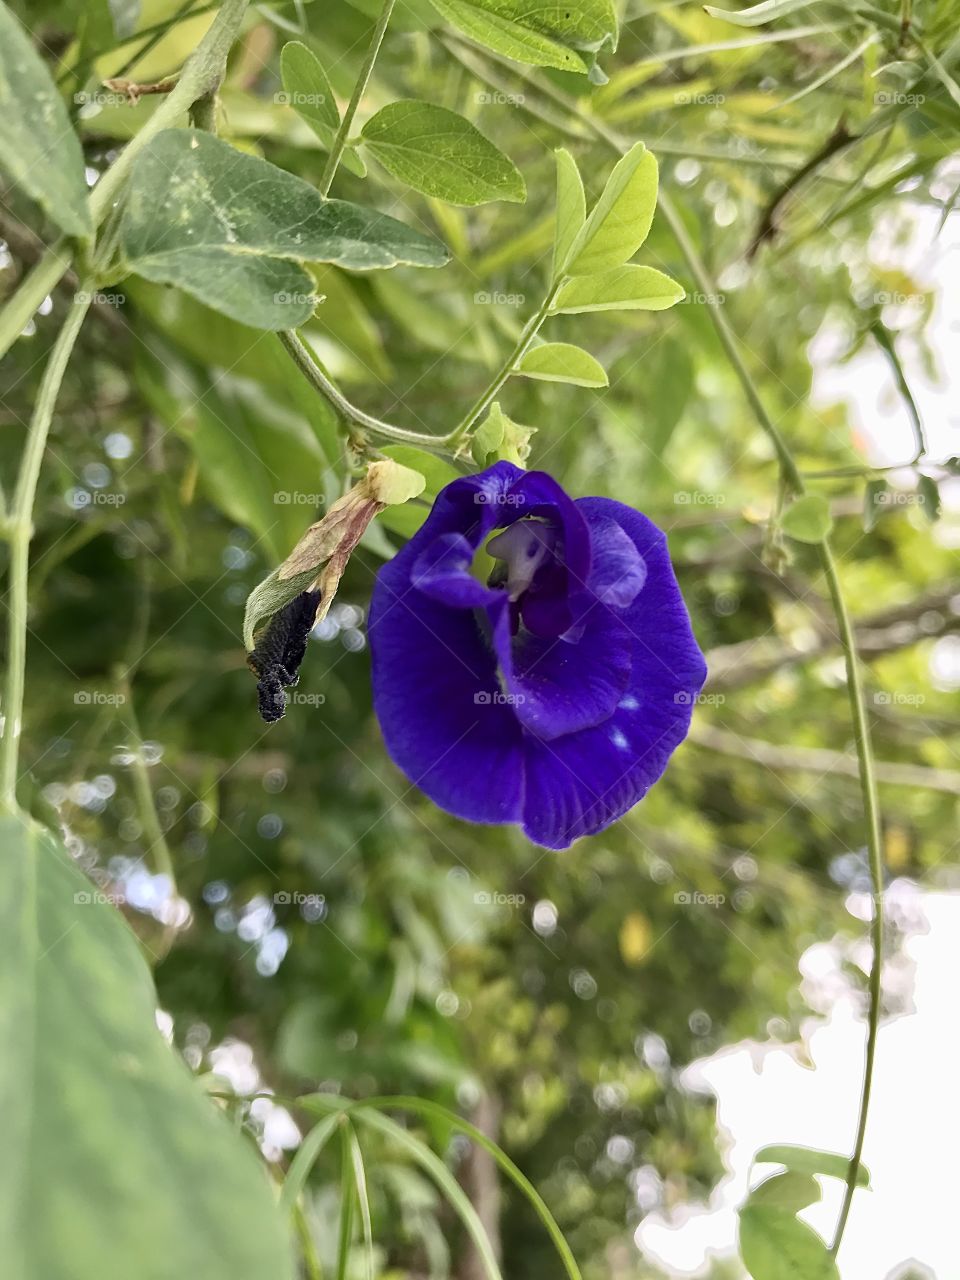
left=2, top=1, right=959, bottom=1275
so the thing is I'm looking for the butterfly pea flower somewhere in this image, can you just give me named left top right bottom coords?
left=369, top=461, right=707, bottom=849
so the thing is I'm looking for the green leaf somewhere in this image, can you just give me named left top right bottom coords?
left=565, top=143, right=658, bottom=276
left=514, top=342, right=608, bottom=387
left=704, top=0, right=828, bottom=27
left=276, top=42, right=366, bottom=178
left=747, top=1172, right=819, bottom=1213
left=471, top=404, right=506, bottom=465
left=120, top=129, right=449, bottom=330
left=279, top=1113, right=341, bottom=1214
left=917, top=473, right=941, bottom=522
left=780, top=493, right=833, bottom=543
left=472, top=402, right=535, bottom=467
left=280, top=40, right=340, bottom=134
left=377, top=444, right=460, bottom=539
left=739, top=1205, right=838, bottom=1280
left=0, top=1, right=91, bottom=237
left=301, top=1097, right=504, bottom=1280
left=552, top=264, right=685, bottom=313
left=552, top=148, right=586, bottom=279
left=337, top=1095, right=585, bottom=1280
left=361, top=100, right=525, bottom=206
left=425, top=0, right=618, bottom=74
left=754, top=1144, right=871, bottom=1187
left=0, top=811, right=294, bottom=1280
left=346, top=1123, right=375, bottom=1280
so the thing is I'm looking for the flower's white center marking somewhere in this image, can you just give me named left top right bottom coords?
left=618, top=695, right=639, bottom=711
left=610, top=728, right=629, bottom=751
left=487, top=521, right=557, bottom=602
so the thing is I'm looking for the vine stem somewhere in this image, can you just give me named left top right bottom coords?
left=1, top=291, right=92, bottom=809
left=318, top=0, right=397, bottom=196
left=278, top=330, right=454, bottom=449
left=0, top=0, right=251, bottom=364
left=453, top=52, right=885, bottom=1254
left=447, top=283, right=561, bottom=448
left=821, top=538, right=884, bottom=1255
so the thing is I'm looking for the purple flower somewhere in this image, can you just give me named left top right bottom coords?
left=369, top=462, right=707, bottom=849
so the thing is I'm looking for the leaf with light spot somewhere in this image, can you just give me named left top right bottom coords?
left=120, top=130, right=449, bottom=329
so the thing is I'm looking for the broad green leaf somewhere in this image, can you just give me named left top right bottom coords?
left=0, top=811, right=294, bottom=1280
left=120, top=129, right=449, bottom=329
left=781, top=493, right=833, bottom=543
left=426, top=0, right=618, bottom=73
left=755, top=1144, right=871, bottom=1187
left=739, top=1206, right=838, bottom=1280
left=515, top=342, right=608, bottom=387
left=552, top=148, right=586, bottom=279
left=280, top=40, right=340, bottom=134
left=0, top=1, right=91, bottom=237
left=377, top=444, right=460, bottom=538
left=552, top=265, right=685, bottom=313
left=704, top=0, right=828, bottom=26
left=565, top=143, right=658, bottom=275
left=361, top=101, right=525, bottom=206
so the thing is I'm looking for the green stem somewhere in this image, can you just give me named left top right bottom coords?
left=294, top=1200, right=324, bottom=1280
left=0, top=0, right=251, bottom=365
left=0, top=243, right=73, bottom=365
left=822, top=538, right=884, bottom=1255
left=458, top=51, right=884, bottom=1255
left=318, top=0, right=397, bottom=196
left=657, top=191, right=802, bottom=489
left=117, top=679, right=176, bottom=891
left=278, top=330, right=454, bottom=448
left=1, top=290, right=92, bottom=810
left=447, top=284, right=561, bottom=448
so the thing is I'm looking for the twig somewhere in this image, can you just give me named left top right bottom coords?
left=102, top=76, right=178, bottom=104
left=706, top=578, right=960, bottom=690
left=690, top=723, right=960, bottom=795
left=746, top=117, right=858, bottom=259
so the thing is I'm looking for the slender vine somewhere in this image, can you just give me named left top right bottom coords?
left=1, top=290, right=92, bottom=808
left=319, top=0, right=398, bottom=197
left=447, top=282, right=562, bottom=448
left=278, top=330, right=454, bottom=449
left=450, top=50, right=887, bottom=1252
